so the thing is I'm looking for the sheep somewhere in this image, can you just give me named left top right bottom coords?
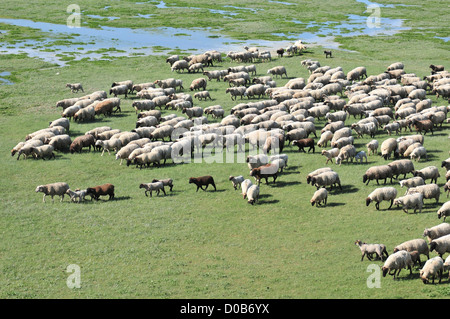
left=139, top=181, right=166, bottom=197
left=182, top=107, right=204, bottom=119
left=228, top=175, right=244, bottom=190
left=49, top=118, right=70, bottom=133
left=109, top=84, right=128, bottom=98
left=46, top=134, right=72, bottom=153
left=393, top=238, right=429, bottom=261
left=115, top=143, right=140, bottom=165
left=355, top=240, right=389, bottom=261
left=73, top=105, right=95, bottom=122
left=292, top=138, right=315, bottom=153
left=366, top=187, right=398, bottom=210
left=66, top=83, right=84, bottom=93
left=112, top=80, right=133, bottom=93
left=335, top=144, right=357, bottom=165
left=366, top=140, right=379, bottom=156
left=189, top=176, right=216, bottom=192
left=310, top=171, right=342, bottom=191
left=150, top=125, right=174, bottom=142
left=317, top=131, right=334, bottom=148
left=240, top=179, right=253, bottom=199
left=69, top=134, right=96, bottom=154
left=250, top=164, right=279, bottom=185
left=380, top=138, right=398, bottom=160
left=133, top=150, right=163, bottom=168
left=193, top=91, right=212, bottom=101
left=246, top=154, right=269, bottom=170
left=95, top=138, right=122, bottom=156
left=310, top=188, right=328, bottom=207
left=35, top=182, right=70, bottom=203
left=331, top=136, right=354, bottom=149
left=406, top=184, right=440, bottom=203
left=429, top=234, right=450, bottom=258
left=171, top=59, right=190, bottom=72
left=225, top=87, right=246, bottom=100
left=382, top=250, right=414, bottom=280
left=189, top=78, right=207, bottom=91
left=437, top=201, right=450, bottom=221
left=306, top=167, right=333, bottom=185
left=445, top=181, right=450, bottom=198
left=203, top=70, right=225, bottom=82
left=387, top=159, right=415, bottom=179
left=131, top=82, right=155, bottom=93
left=267, top=66, right=287, bottom=78
left=355, top=151, right=368, bottom=164
left=247, top=185, right=260, bottom=205
left=29, top=145, right=55, bottom=160
left=414, top=166, right=440, bottom=184
left=423, top=223, right=450, bottom=244
left=285, top=128, right=307, bottom=145
left=419, top=256, right=444, bottom=284
left=393, top=193, right=424, bottom=214
left=441, top=158, right=450, bottom=171
left=321, top=148, right=340, bottom=164
left=94, top=98, right=121, bottom=116
left=399, top=176, right=425, bottom=191
left=132, top=100, right=156, bottom=113
left=383, top=123, right=400, bottom=136
left=363, top=165, right=394, bottom=185
left=244, top=84, right=266, bottom=99
left=150, top=179, right=173, bottom=192
left=66, top=188, right=87, bottom=203
left=325, top=111, right=347, bottom=123
left=86, top=183, right=115, bottom=201
left=56, top=97, right=80, bottom=110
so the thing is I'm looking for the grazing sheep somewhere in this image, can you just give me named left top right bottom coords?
left=406, top=184, right=440, bottom=203
left=193, top=91, right=212, bottom=101
left=355, top=240, right=389, bottom=261
left=394, top=238, right=429, bottom=260
left=109, top=84, right=128, bottom=98
left=30, top=145, right=55, bottom=160
left=317, top=131, right=334, bottom=148
left=95, top=138, right=122, bottom=156
left=394, top=193, right=424, bottom=214
left=292, top=138, right=315, bottom=153
left=250, top=164, right=279, bottom=185
left=86, top=183, right=115, bottom=201
left=331, top=136, right=354, bottom=149
left=310, top=188, right=328, bottom=207
left=366, top=140, right=379, bottom=156
left=437, top=201, right=450, bottom=221
left=151, top=178, right=174, bottom=192
left=430, top=234, right=450, bottom=258
left=413, top=119, right=434, bottom=135
left=189, top=176, right=216, bottom=192
left=380, top=138, right=398, bottom=160
left=423, top=223, right=450, bottom=244
left=49, top=118, right=70, bottom=133
left=189, top=78, right=207, bottom=91
left=306, top=167, right=333, bottom=185
left=441, top=158, right=450, bottom=171
left=267, top=66, right=287, bottom=78
left=366, top=187, right=398, bottom=210
left=321, top=148, right=340, bottom=164
left=399, top=176, right=425, bottom=191
left=94, top=98, right=121, bottom=116
left=420, top=256, right=444, bottom=284
left=414, top=166, right=440, bottom=184
left=182, top=106, right=204, bottom=119
left=244, top=84, right=266, bottom=99
left=241, top=179, right=253, bottom=199
left=66, top=188, right=87, bottom=203
left=310, top=171, right=342, bottom=191
left=35, top=182, right=70, bottom=203
left=229, top=175, right=245, bottom=190
left=69, top=134, right=96, bottom=154
left=363, top=165, right=394, bottom=185
left=171, top=59, right=190, bottom=72
left=115, top=143, right=140, bottom=165
left=73, top=105, right=95, bottom=122
left=382, top=250, right=414, bottom=280
left=387, top=159, right=415, bottom=179
left=66, top=83, right=84, bottom=93
left=335, top=144, right=357, bottom=165
left=139, top=181, right=166, bottom=197
left=355, top=151, right=368, bottom=163
left=247, top=185, right=260, bottom=205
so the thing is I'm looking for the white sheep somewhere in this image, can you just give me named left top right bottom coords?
left=414, top=166, right=440, bottom=184
left=95, top=138, right=122, bottom=156
left=406, top=184, right=440, bottom=203
left=393, top=238, right=429, bottom=260
left=321, top=148, right=340, bottom=164
left=410, top=146, right=428, bottom=162
left=66, top=83, right=84, bottom=93
left=354, top=151, right=367, bottom=163
left=419, top=256, right=444, bottom=284
left=423, top=223, right=450, bottom=243
left=382, top=250, right=414, bottom=280
left=437, top=201, right=450, bottom=221
left=246, top=154, right=269, bottom=170
left=267, top=66, right=287, bottom=78
left=366, top=139, right=379, bottom=156
left=399, top=176, right=425, bottom=192
left=380, top=138, right=398, bottom=160
left=247, top=185, right=260, bottom=205
left=306, top=167, right=334, bottom=184
left=229, top=175, right=245, bottom=190
left=393, top=192, right=424, bottom=214
left=310, top=188, right=328, bottom=207
left=430, top=234, right=450, bottom=258
left=30, top=145, right=56, bottom=160
left=35, top=182, right=70, bottom=203
left=309, top=171, right=342, bottom=191
left=355, top=240, right=389, bottom=261
left=366, top=187, right=398, bottom=210
left=241, top=179, right=253, bottom=199
left=139, top=181, right=166, bottom=197
left=317, top=131, right=333, bottom=148
left=66, top=188, right=87, bottom=203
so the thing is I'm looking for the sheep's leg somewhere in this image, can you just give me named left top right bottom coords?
left=388, top=199, right=394, bottom=209
left=43, top=194, right=46, bottom=203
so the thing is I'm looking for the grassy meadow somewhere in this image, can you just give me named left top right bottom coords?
left=0, top=0, right=449, bottom=299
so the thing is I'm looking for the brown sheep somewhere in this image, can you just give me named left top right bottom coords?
left=70, top=134, right=96, bottom=153
left=413, top=119, right=434, bottom=135
left=94, top=98, right=121, bottom=116
left=250, top=164, right=278, bottom=185
left=189, top=78, right=207, bottom=91
left=292, top=138, right=315, bottom=153
left=86, top=183, right=115, bottom=200
left=189, top=176, right=216, bottom=192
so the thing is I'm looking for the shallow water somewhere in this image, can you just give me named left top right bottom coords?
left=0, top=71, right=13, bottom=85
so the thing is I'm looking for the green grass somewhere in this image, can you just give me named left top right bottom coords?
left=0, top=0, right=449, bottom=299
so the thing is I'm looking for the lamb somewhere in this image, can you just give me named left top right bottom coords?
left=69, top=134, right=96, bottom=154
left=437, top=201, right=450, bottom=221
left=66, top=188, right=87, bottom=203
left=95, top=138, right=122, bottom=156
left=355, top=240, right=389, bottom=261
left=66, top=83, right=84, bottom=93
left=310, top=171, right=342, bottom=190
left=30, top=145, right=55, bottom=160
left=393, top=193, right=424, bottom=214
left=292, top=138, right=315, bottom=153
left=393, top=238, right=429, bottom=260
left=267, top=66, right=287, bottom=78
left=355, top=151, right=368, bottom=164
left=139, top=181, right=166, bottom=197
left=366, top=187, right=398, bottom=210
left=423, top=223, right=450, bottom=244
left=363, top=165, right=394, bottom=185
left=310, top=188, right=328, bottom=207
left=413, top=166, right=440, bottom=184
left=383, top=122, right=400, bottom=136
left=399, top=176, right=425, bottom=191
left=86, top=183, right=115, bottom=201
left=189, top=176, right=216, bottom=192
left=380, top=138, right=398, bottom=160
left=247, top=185, right=260, bottom=205
left=241, top=179, right=253, bottom=199
left=229, top=175, right=245, bottom=190
left=419, top=256, right=444, bottom=284
left=152, top=178, right=174, bottom=192
left=382, top=250, right=414, bottom=280
left=321, top=148, right=340, bottom=164
left=250, top=164, right=279, bottom=185
left=366, top=140, right=379, bottom=156
left=35, top=182, right=70, bottom=203
left=406, top=184, right=440, bottom=203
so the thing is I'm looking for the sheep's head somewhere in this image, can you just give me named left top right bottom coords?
left=35, top=185, right=44, bottom=193
left=139, top=184, right=146, bottom=189
left=422, top=229, right=430, bottom=238
left=382, top=266, right=389, bottom=277
left=365, top=197, right=372, bottom=206
left=188, top=178, right=195, bottom=184
left=393, top=198, right=402, bottom=207
left=362, top=174, right=368, bottom=183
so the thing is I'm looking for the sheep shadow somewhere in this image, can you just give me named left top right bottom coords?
left=271, top=180, right=301, bottom=187
left=323, top=202, right=345, bottom=207
left=257, top=193, right=279, bottom=205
